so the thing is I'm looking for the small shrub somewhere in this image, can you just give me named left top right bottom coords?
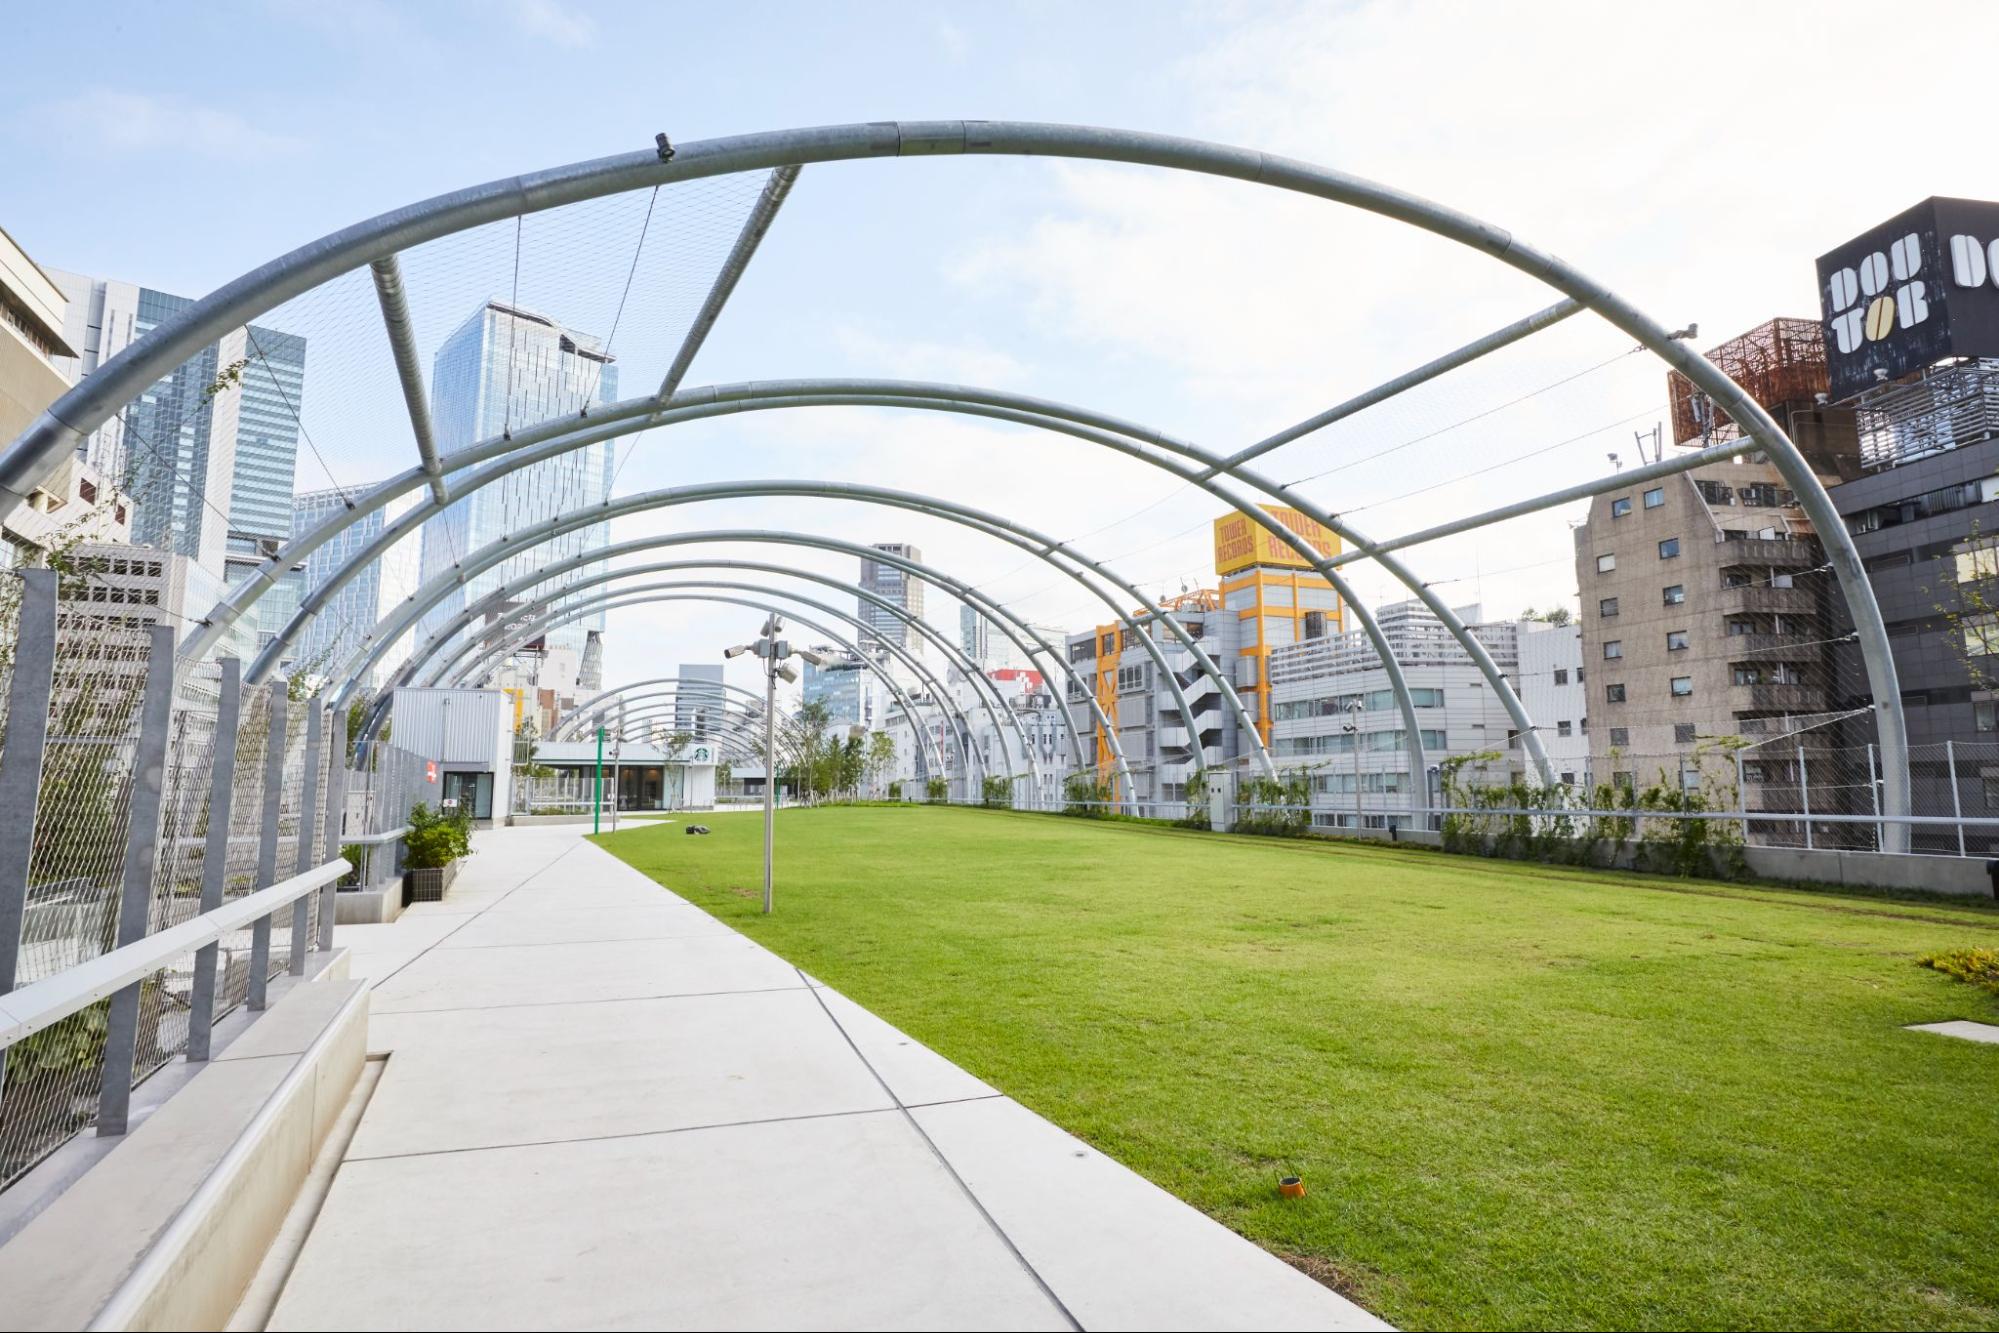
left=1919, top=948, right=1999, bottom=997
left=338, top=841, right=364, bottom=886
left=887, top=780, right=903, bottom=801
left=925, top=777, right=948, bottom=803
left=1176, top=768, right=1212, bottom=830
left=404, top=800, right=473, bottom=870
left=1235, top=771, right=1310, bottom=838
left=980, top=775, right=1015, bottom=809
left=1061, top=772, right=1112, bottom=818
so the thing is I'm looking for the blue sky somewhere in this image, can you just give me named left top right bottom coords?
left=11, top=1, right=1999, bottom=695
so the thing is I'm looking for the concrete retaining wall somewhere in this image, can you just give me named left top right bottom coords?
left=0, top=967, right=369, bottom=1330
left=1296, top=825, right=1993, bottom=898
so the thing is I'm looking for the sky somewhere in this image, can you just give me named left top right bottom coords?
left=10, top=0, right=1999, bottom=703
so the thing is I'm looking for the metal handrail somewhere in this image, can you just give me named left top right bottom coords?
left=0, top=857, right=350, bottom=1048
left=342, top=825, right=410, bottom=848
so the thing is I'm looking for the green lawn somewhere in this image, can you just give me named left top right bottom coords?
left=595, top=806, right=1999, bottom=1331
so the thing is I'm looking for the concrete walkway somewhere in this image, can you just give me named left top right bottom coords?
left=270, top=824, right=1387, bottom=1331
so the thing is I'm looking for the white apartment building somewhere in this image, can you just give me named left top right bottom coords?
left=1516, top=621, right=1590, bottom=788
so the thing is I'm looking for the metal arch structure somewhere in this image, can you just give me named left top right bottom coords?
left=242, top=380, right=1437, bottom=787
left=407, top=558, right=1037, bottom=774
left=477, top=591, right=970, bottom=788
left=563, top=700, right=768, bottom=752
left=554, top=676, right=776, bottom=738
left=326, top=481, right=1266, bottom=782
left=0, top=119, right=1908, bottom=844
left=400, top=550, right=1091, bottom=775
left=431, top=589, right=982, bottom=800
left=424, top=572, right=1037, bottom=796
left=321, top=528, right=1125, bottom=801
left=419, top=568, right=1044, bottom=801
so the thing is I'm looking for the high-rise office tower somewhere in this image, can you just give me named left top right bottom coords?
left=50, top=272, right=306, bottom=563
left=49, top=270, right=308, bottom=656
left=292, top=483, right=425, bottom=688
left=675, top=663, right=727, bottom=735
left=416, top=301, right=617, bottom=674
left=859, top=542, right=923, bottom=658
left=959, top=602, right=990, bottom=666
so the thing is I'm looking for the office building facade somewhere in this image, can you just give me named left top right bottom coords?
left=1268, top=600, right=1525, bottom=831
left=858, top=543, right=923, bottom=658
left=292, top=483, right=425, bottom=688
left=417, top=301, right=617, bottom=664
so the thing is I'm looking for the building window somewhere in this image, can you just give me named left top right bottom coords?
left=1985, top=778, right=1999, bottom=811
left=1596, top=553, right=1616, bottom=574
left=1658, top=537, right=1681, bottom=559
left=1956, top=536, right=1999, bottom=584
left=1611, top=496, right=1632, bottom=518
left=1643, top=487, right=1665, bottom=509
left=1674, top=723, right=1697, bottom=743
left=1609, top=726, right=1629, bottom=746
left=1663, top=584, right=1685, bottom=606
left=1964, top=613, right=1999, bottom=659
left=1670, top=676, right=1693, bottom=697
left=1556, top=720, right=1572, bottom=737
left=1977, top=698, right=1998, bottom=732
left=1599, top=596, right=1619, bottom=618
left=1666, top=630, right=1689, bottom=652
left=1603, top=640, right=1623, bottom=660
left=1553, top=668, right=1568, bottom=685
left=1605, top=683, right=1626, bottom=703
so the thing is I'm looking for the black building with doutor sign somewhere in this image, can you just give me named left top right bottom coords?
left=1819, top=198, right=1999, bottom=853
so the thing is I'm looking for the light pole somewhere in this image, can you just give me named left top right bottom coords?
left=725, top=615, right=828, bottom=915
left=1342, top=696, right=1365, bottom=833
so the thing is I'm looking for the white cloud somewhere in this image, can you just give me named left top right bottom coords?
left=508, top=0, right=596, bottom=47
left=936, top=0, right=1999, bottom=619
left=23, top=90, right=303, bottom=160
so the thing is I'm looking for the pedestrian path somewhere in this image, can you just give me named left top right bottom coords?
left=272, top=823, right=1387, bottom=1330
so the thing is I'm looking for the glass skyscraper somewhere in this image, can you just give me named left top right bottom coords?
left=293, top=484, right=424, bottom=688
left=51, top=271, right=308, bottom=659
left=417, top=300, right=617, bottom=661
left=859, top=542, right=924, bottom=659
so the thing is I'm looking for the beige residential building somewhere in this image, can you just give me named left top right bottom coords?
left=1574, top=318, right=1864, bottom=828
left=0, top=227, right=131, bottom=565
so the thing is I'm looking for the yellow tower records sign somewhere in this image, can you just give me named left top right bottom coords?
left=1212, top=505, right=1339, bottom=575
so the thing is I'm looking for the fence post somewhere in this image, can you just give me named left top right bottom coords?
left=249, top=683, right=288, bottom=1011
left=290, top=701, right=323, bottom=976
left=97, top=622, right=177, bottom=1137
left=1734, top=747, right=1749, bottom=845
left=186, top=658, right=241, bottom=1062
left=1798, top=744, right=1812, bottom=851
left=320, top=707, right=346, bottom=951
left=1949, top=739, right=1965, bottom=858
left=0, top=569, right=59, bottom=1100
left=1867, top=742, right=1882, bottom=853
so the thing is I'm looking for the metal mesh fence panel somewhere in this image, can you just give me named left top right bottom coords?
left=2, top=609, right=151, bottom=1185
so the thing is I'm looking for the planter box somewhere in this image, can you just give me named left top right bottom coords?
left=402, top=859, right=460, bottom=905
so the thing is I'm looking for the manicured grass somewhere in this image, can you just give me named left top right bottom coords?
left=596, top=806, right=1999, bottom=1331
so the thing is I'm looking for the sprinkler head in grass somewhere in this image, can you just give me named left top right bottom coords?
left=1279, top=1175, right=1306, bottom=1199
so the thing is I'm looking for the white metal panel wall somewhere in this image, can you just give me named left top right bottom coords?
left=390, top=689, right=508, bottom=766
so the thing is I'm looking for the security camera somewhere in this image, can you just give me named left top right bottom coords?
left=723, top=644, right=752, bottom=659
left=796, top=647, right=831, bottom=668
